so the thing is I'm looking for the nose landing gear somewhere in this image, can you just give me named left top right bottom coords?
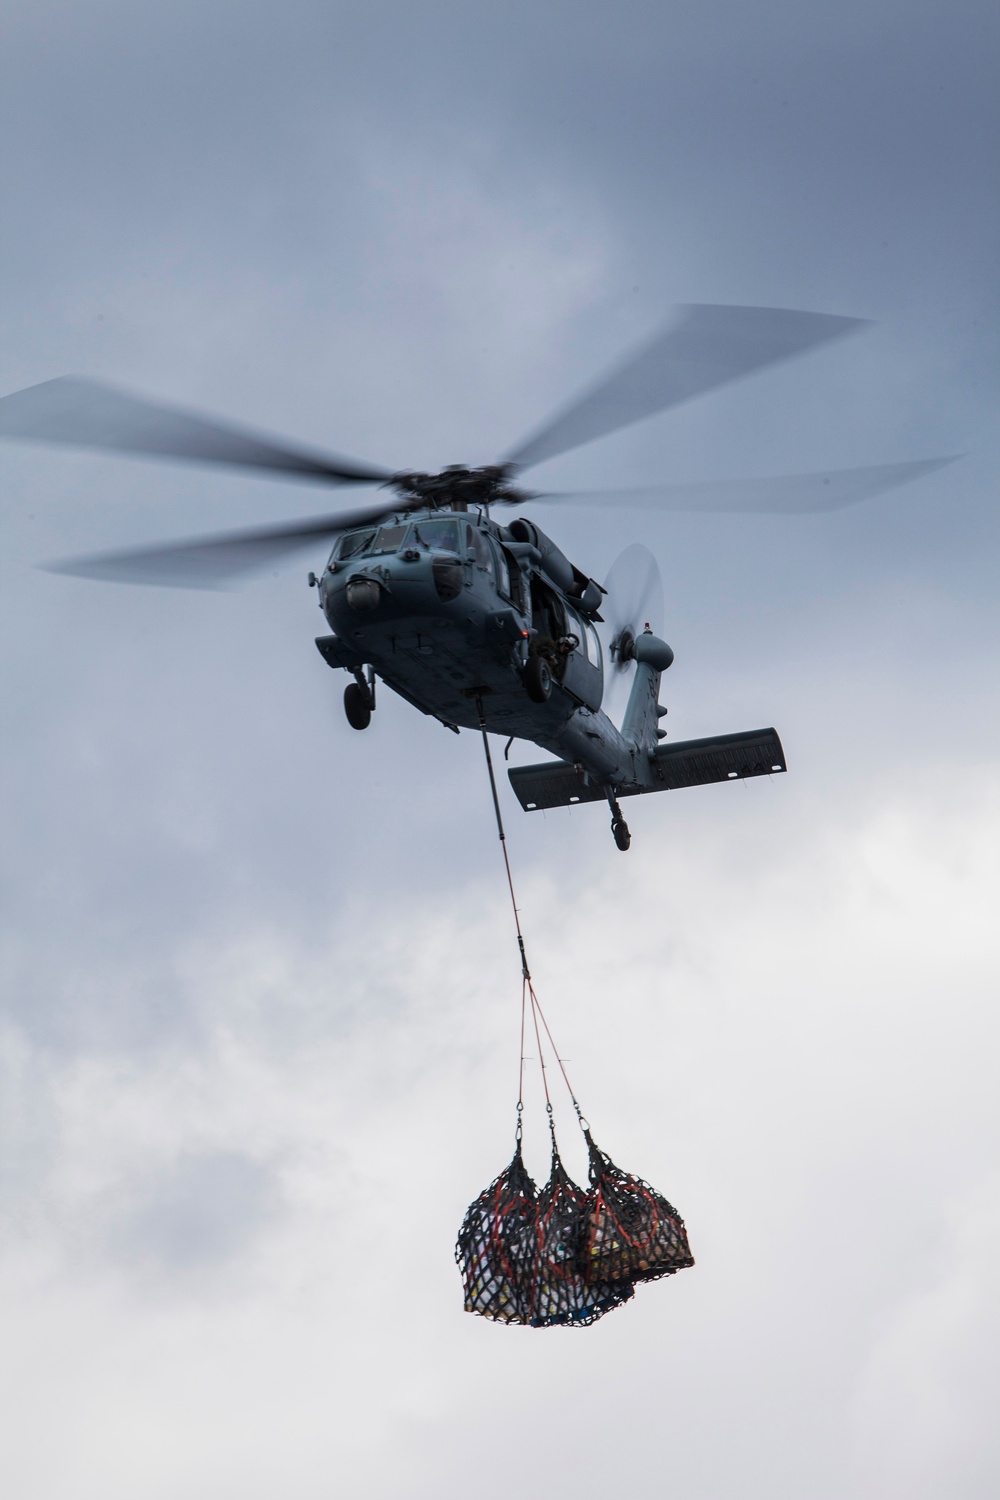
left=606, top=790, right=631, bottom=851
left=344, top=667, right=376, bottom=730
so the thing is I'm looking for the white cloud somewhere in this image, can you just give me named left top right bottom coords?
left=850, top=1173, right=1000, bottom=1500
left=1, top=768, right=996, bottom=1498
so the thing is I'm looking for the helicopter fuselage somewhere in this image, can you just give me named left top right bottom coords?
left=314, top=505, right=667, bottom=791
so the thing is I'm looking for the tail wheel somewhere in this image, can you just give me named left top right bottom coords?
left=344, top=682, right=372, bottom=730
left=611, top=816, right=631, bottom=852
left=523, top=654, right=552, bottom=703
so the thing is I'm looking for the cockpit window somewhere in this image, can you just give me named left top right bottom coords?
left=406, top=519, right=460, bottom=553
left=491, top=540, right=524, bottom=610
left=371, top=524, right=408, bottom=554
left=466, top=524, right=492, bottom=572
left=491, top=541, right=510, bottom=596
left=337, top=528, right=376, bottom=559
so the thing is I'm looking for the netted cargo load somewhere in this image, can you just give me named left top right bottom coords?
left=456, top=1144, right=538, bottom=1324
left=530, top=1146, right=635, bottom=1327
left=456, top=1102, right=690, bottom=1328
left=582, top=1129, right=694, bottom=1286
left=456, top=1137, right=638, bottom=1328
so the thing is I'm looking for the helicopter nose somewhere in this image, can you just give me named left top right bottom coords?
left=345, top=578, right=382, bottom=611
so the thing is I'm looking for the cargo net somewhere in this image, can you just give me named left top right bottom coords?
left=455, top=981, right=694, bottom=1328
left=462, top=715, right=693, bottom=1326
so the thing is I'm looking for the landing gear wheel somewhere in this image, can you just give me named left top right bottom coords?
left=611, top=817, right=631, bottom=852
left=344, top=682, right=372, bottom=730
left=523, top=655, right=552, bottom=703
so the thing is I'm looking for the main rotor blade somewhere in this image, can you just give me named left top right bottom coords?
left=0, top=376, right=391, bottom=486
left=530, top=457, right=958, bottom=513
left=502, top=305, right=867, bottom=472
left=42, top=497, right=406, bottom=589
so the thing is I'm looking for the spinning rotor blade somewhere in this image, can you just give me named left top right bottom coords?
left=601, top=542, right=665, bottom=674
left=43, top=496, right=408, bottom=589
left=531, top=456, right=958, bottom=513
left=502, top=304, right=866, bottom=472
left=0, top=377, right=391, bottom=486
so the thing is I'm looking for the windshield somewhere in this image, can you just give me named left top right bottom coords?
left=336, top=522, right=411, bottom=559
left=337, top=528, right=376, bottom=559
left=337, top=519, right=461, bottom=560
left=370, top=523, right=408, bottom=554
left=406, top=519, right=460, bottom=553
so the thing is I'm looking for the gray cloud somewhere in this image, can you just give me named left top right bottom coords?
left=107, top=1149, right=279, bottom=1276
left=1, top=2, right=997, bottom=1495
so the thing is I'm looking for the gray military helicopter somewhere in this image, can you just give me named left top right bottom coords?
left=0, top=305, right=952, bottom=849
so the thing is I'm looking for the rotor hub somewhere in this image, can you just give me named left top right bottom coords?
left=387, top=464, right=528, bottom=512
left=610, top=628, right=635, bottom=667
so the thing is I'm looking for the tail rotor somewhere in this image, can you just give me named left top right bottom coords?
left=600, top=543, right=665, bottom=714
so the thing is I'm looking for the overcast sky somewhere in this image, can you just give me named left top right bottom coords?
left=1, top=3, right=998, bottom=1497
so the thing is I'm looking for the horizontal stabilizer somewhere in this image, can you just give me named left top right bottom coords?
left=508, top=728, right=786, bottom=811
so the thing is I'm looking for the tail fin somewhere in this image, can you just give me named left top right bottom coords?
left=621, top=631, right=674, bottom=755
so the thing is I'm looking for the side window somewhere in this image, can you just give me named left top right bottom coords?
left=466, top=525, right=492, bottom=572
left=561, top=603, right=582, bottom=649
left=489, top=539, right=516, bottom=604
left=585, top=622, right=602, bottom=667
left=493, top=542, right=510, bottom=595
